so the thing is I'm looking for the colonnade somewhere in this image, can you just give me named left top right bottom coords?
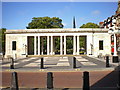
left=33, top=35, right=83, bottom=55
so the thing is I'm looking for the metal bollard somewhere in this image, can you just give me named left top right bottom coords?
left=73, top=57, right=76, bottom=68
left=83, top=71, right=90, bottom=90
left=40, top=57, right=44, bottom=69
left=47, top=72, right=53, bottom=89
left=10, top=57, right=14, bottom=69
left=11, top=72, right=19, bottom=90
left=106, top=56, right=110, bottom=67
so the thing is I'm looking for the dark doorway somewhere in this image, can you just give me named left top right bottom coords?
left=27, top=36, right=34, bottom=55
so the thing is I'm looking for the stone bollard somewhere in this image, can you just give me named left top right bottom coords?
left=73, top=57, right=76, bottom=68
left=83, top=71, right=90, bottom=90
left=40, top=57, right=44, bottom=69
left=10, top=57, right=14, bottom=69
left=106, top=56, right=110, bottom=67
left=11, top=72, right=19, bottom=90
left=47, top=72, right=53, bottom=89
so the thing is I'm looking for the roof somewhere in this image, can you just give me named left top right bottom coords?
left=5, top=28, right=109, bottom=34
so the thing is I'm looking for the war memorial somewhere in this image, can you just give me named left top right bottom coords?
left=5, top=28, right=111, bottom=58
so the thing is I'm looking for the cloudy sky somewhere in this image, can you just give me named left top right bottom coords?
left=1, top=1, right=118, bottom=29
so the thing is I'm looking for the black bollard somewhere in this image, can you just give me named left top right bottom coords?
left=83, top=71, right=90, bottom=90
left=10, top=57, right=14, bottom=69
left=106, top=56, right=110, bottom=67
left=47, top=72, right=53, bottom=89
left=73, top=57, right=76, bottom=68
left=40, top=57, right=44, bottom=69
left=11, top=72, right=19, bottom=90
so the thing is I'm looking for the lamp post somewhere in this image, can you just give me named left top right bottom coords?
left=108, top=15, right=120, bottom=63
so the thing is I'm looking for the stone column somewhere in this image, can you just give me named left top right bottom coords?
left=47, top=36, right=50, bottom=55
left=51, top=36, right=53, bottom=55
left=41, top=37, right=44, bottom=55
left=53, top=37, right=55, bottom=55
left=64, top=35, right=66, bottom=55
left=38, top=36, right=40, bottom=55
left=34, top=36, right=36, bottom=55
left=73, top=35, right=76, bottom=55
left=77, top=35, right=79, bottom=55
left=60, top=36, right=63, bottom=55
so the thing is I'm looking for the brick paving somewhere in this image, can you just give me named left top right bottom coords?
left=1, top=71, right=119, bottom=90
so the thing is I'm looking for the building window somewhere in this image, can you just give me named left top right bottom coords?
left=99, top=40, right=103, bottom=50
left=12, top=41, right=16, bottom=50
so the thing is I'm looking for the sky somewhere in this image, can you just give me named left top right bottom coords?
left=1, top=1, right=118, bottom=29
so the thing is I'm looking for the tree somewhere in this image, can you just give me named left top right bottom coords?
left=80, top=22, right=99, bottom=28
left=26, top=17, right=64, bottom=29
left=0, top=28, right=6, bottom=55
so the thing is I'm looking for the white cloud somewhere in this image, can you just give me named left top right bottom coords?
left=91, top=10, right=101, bottom=15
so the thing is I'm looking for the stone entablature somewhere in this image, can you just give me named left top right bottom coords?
left=5, top=28, right=108, bottom=34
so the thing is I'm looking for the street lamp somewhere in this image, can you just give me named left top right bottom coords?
left=108, top=15, right=120, bottom=63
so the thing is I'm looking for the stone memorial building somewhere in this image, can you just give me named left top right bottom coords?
left=5, top=28, right=111, bottom=58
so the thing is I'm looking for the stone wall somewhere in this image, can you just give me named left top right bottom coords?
left=5, top=34, right=27, bottom=59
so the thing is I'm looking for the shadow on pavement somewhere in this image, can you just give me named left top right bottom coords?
left=90, top=61, right=120, bottom=90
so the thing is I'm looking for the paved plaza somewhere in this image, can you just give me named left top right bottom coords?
left=0, top=56, right=119, bottom=71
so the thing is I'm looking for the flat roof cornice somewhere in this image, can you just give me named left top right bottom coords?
left=5, top=28, right=109, bottom=34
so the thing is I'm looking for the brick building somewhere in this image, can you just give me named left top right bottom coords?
left=99, top=1, right=120, bottom=55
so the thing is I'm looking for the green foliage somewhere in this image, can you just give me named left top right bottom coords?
left=55, top=37, right=60, bottom=50
left=54, top=37, right=60, bottom=54
left=79, top=36, right=86, bottom=54
left=80, top=22, right=99, bottom=28
left=26, top=17, right=64, bottom=29
left=80, top=37, right=86, bottom=48
left=0, top=28, right=6, bottom=54
left=66, top=37, right=73, bottom=49
left=66, top=37, right=73, bottom=54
